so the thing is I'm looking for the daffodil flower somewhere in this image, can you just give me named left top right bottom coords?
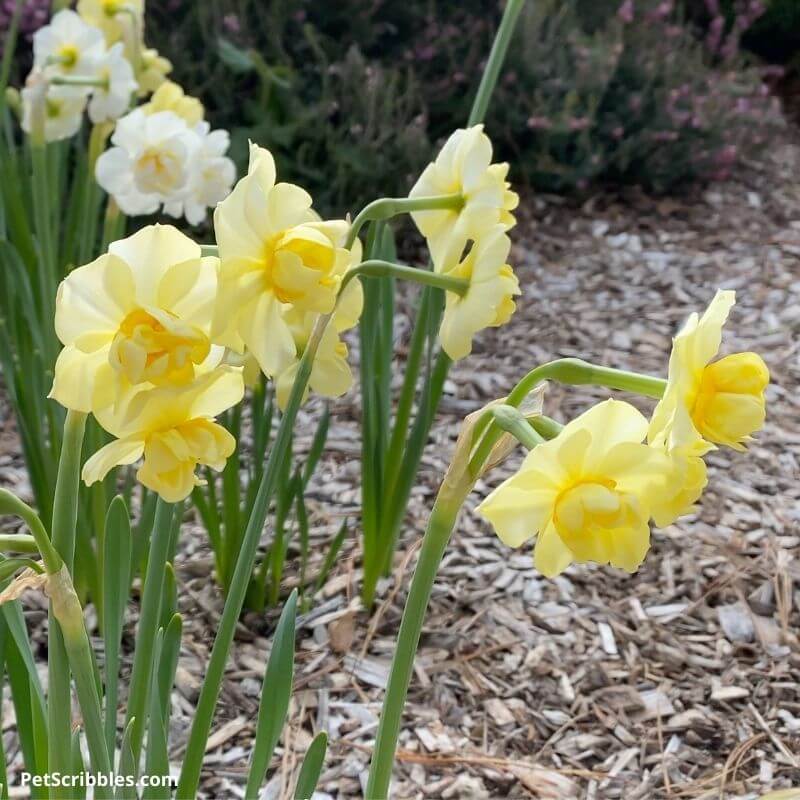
left=438, top=225, right=520, bottom=360
left=138, top=47, right=172, bottom=95
left=22, top=77, right=86, bottom=142
left=274, top=309, right=353, bottom=410
left=649, top=290, right=769, bottom=451
left=50, top=225, right=220, bottom=414
left=87, top=42, right=138, bottom=123
left=77, top=0, right=144, bottom=47
left=410, top=124, right=518, bottom=269
left=212, top=143, right=361, bottom=379
left=647, top=404, right=712, bottom=527
left=143, top=80, right=204, bottom=126
left=163, top=127, right=236, bottom=226
left=33, top=10, right=106, bottom=86
left=478, top=399, right=671, bottom=577
left=83, top=367, right=244, bottom=502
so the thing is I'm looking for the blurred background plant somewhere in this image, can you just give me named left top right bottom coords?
left=119, top=0, right=787, bottom=210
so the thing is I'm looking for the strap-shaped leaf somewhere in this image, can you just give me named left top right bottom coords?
left=245, top=589, right=298, bottom=798
left=103, top=495, right=132, bottom=756
left=294, top=731, right=328, bottom=800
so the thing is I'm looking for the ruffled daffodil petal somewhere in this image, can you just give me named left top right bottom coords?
left=438, top=226, right=520, bottom=360
left=478, top=400, right=671, bottom=577
left=85, top=367, right=244, bottom=502
left=410, top=124, right=518, bottom=268
left=50, top=225, right=218, bottom=413
left=650, top=289, right=769, bottom=452
left=213, top=142, right=360, bottom=379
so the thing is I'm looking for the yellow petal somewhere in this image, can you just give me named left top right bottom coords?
left=109, top=224, right=200, bottom=306
left=82, top=436, right=144, bottom=486
left=533, top=523, right=574, bottom=577
left=54, top=253, right=134, bottom=346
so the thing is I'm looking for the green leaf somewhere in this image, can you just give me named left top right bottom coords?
left=217, top=37, right=256, bottom=73
left=245, top=590, right=298, bottom=797
left=294, top=731, right=328, bottom=800
left=157, top=613, right=182, bottom=724
left=143, top=631, right=170, bottom=800
left=314, top=520, right=347, bottom=596
left=302, top=406, right=330, bottom=487
left=160, top=562, right=177, bottom=632
left=116, top=721, right=137, bottom=800
left=0, top=557, right=43, bottom=581
left=103, top=495, right=132, bottom=755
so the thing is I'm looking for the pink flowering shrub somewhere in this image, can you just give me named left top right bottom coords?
left=489, top=0, right=783, bottom=191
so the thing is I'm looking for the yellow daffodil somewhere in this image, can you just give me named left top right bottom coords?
left=477, top=400, right=671, bottom=577
left=649, top=290, right=769, bottom=451
left=138, top=47, right=172, bottom=95
left=274, top=308, right=353, bottom=410
left=212, top=143, right=361, bottom=379
left=77, top=0, right=144, bottom=46
left=648, top=404, right=712, bottom=527
left=50, top=224, right=219, bottom=414
left=143, top=80, right=203, bottom=126
left=410, top=124, right=518, bottom=268
left=83, top=367, right=243, bottom=502
left=438, top=225, right=519, bottom=360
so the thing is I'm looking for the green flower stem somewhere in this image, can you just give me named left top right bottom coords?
left=0, top=489, right=60, bottom=569
left=50, top=76, right=108, bottom=89
left=345, top=194, right=463, bottom=250
left=176, top=312, right=331, bottom=799
left=366, top=475, right=472, bottom=800
left=467, top=0, right=527, bottom=127
left=341, top=259, right=468, bottom=298
left=200, top=244, right=219, bottom=257
left=489, top=405, right=545, bottom=450
left=531, top=415, right=564, bottom=440
left=469, top=358, right=667, bottom=476
left=123, top=497, right=174, bottom=767
left=47, top=410, right=87, bottom=800
left=0, top=534, right=39, bottom=553
left=49, top=566, right=111, bottom=777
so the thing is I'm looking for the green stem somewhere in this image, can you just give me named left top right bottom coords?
left=341, top=259, right=468, bottom=298
left=49, top=566, right=111, bottom=776
left=467, top=0, right=527, bottom=127
left=122, top=497, right=174, bottom=767
left=345, top=194, right=463, bottom=250
left=50, top=76, right=108, bottom=89
left=489, top=405, right=544, bottom=450
left=47, top=410, right=87, bottom=800
left=366, top=479, right=471, bottom=799
left=531, top=415, right=564, bottom=440
left=469, top=358, right=666, bottom=475
left=0, top=534, right=39, bottom=554
left=0, top=490, right=60, bottom=570
left=176, top=313, right=330, bottom=799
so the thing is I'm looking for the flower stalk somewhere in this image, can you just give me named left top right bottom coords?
left=345, top=193, right=464, bottom=250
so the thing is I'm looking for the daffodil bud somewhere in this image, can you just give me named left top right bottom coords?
left=692, top=351, right=769, bottom=450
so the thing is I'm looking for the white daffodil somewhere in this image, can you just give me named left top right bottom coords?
left=87, top=42, right=138, bottom=123
left=33, top=9, right=106, bottom=85
left=163, top=125, right=236, bottom=226
left=95, top=107, right=201, bottom=216
left=22, top=77, right=87, bottom=142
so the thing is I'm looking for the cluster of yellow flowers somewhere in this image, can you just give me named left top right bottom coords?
left=51, top=144, right=362, bottom=502
left=410, top=124, right=521, bottom=360
left=478, top=290, right=769, bottom=577
left=50, top=124, right=527, bottom=503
